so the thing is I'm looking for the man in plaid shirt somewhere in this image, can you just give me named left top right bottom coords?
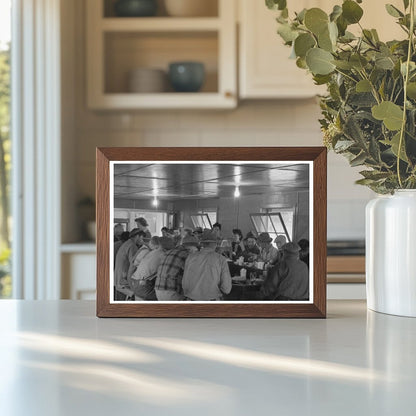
left=155, top=235, right=199, bottom=301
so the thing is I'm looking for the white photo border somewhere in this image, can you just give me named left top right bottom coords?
left=109, top=160, right=313, bottom=305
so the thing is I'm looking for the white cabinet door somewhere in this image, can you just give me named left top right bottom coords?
left=62, top=253, right=96, bottom=300
left=238, top=0, right=403, bottom=99
left=239, top=0, right=326, bottom=99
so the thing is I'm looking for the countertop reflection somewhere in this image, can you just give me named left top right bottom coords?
left=0, top=300, right=415, bottom=416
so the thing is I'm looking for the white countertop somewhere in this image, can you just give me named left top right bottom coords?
left=0, top=300, right=415, bottom=415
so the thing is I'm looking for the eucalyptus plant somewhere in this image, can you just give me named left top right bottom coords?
left=266, top=0, right=416, bottom=193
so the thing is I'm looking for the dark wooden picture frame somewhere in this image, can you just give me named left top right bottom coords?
left=96, top=147, right=327, bottom=318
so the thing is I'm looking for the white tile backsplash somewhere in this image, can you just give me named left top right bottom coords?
left=73, top=99, right=372, bottom=240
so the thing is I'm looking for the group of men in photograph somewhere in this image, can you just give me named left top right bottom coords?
left=113, top=217, right=309, bottom=302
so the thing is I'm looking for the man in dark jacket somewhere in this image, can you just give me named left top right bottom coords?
left=261, top=242, right=309, bottom=301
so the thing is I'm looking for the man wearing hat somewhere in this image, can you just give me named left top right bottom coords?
left=261, top=242, right=309, bottom=301
left=114, top=228, right=145, bottom=299
left=155, top=235, right=199, bottom=301
left=192, top=227, right=203, bottom=241
left=182, top=231, right=232, bottom=301
left=258, top=232, right=279, bottom=266
left=135, top=217, right=152, bottom=240
left=131, top=236, right=174, bottom=300
left=242, top=231, right=260, bottom=262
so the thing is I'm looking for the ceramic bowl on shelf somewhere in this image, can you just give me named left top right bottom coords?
left=164, top=0, right=218, bottom=17
left=128, top=68, right=167, bottom=93
left=114, top=0, right=158, bottom=17
left=168, top=62, right=205, bottom=92
left=86, top=221, right=96, bottom=241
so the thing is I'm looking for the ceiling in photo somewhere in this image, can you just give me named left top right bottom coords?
left=113, top=163, right=309, bottom=200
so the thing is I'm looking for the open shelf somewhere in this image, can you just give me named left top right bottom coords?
left=104, top=31, right=218, bottom=94
left=101, top=17, right=221, bottom=31
left=103, top=0, right=219, bottom=18
left=87, top=0, right=236, bottom=109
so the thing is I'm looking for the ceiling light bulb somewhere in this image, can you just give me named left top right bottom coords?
left=234, top=186, right=240, bottom=198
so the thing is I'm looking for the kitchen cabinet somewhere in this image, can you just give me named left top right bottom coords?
left=61, top=245, right=96, bottom=300
left=239, top=0, right=325, bottom=99
left=238, top=0, right=405, bottom=99
left=86, top=0, right=237, bottom=109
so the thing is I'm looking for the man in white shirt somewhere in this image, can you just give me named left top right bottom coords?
left=131, top=236, right=174, bottom=300
left=258, top=232, right=279, bottom=266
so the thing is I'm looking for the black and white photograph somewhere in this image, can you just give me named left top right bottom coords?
left=110, top=161, right=313, bottom=303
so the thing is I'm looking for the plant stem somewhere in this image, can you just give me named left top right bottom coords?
left=334, top=68, right=358, bottom=84
left=397, top=0, right=415, bottom=188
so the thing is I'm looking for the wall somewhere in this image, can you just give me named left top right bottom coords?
left=61, top=0, right=375, bottom=243
left=172, top=190, right=309, bottom=241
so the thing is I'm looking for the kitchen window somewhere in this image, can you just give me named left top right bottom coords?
left=250, top=209, right=294, bottom=244
left=0, top=0, right=11, bottom=298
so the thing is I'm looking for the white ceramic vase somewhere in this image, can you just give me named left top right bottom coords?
left=366, top=190, right=416, bottom=317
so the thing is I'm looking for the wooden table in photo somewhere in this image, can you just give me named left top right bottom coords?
left=227, top=261, right=265, bottom=300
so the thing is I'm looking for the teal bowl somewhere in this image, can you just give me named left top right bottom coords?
left=114, top=0, right=158, bottom=17
left=168, top=62, right=205, bottom=93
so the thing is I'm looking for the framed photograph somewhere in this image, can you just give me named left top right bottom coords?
left=96, top=147, right=327, bottom=318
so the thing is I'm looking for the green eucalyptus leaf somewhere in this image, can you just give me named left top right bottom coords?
left=277, top=23, right=299, bottom=43
left=401, top=61, right=416, bottom=76
left=378, top=78, right=386, bottom=100
left=330, top=5, right=342, bottom=22
left=296, top=8, right=307, bottom=23
left=342, top=0, right=364, bottom=24
left=356, top=79, right=372, bottom=92
left=334, top=140, right=355, bottom=151
left=294, top=33, right=316, bottom=58
left=304, top=8, right=329, bottom=35
left=350, top=152, right=368, bottom=167
left=369, top=136, right=382, bottom=163
left=339, top=31, right=356, bottom=43
left=355, top=178, right=377, bottom=186
left=360, top=170, right=391, bottom=180
left=385, top=4, right=404, bottom=18
left=318, top=27, right=334, bottom=52
left=344, top=114, right=367, bottom=147
left=407, top=82, right=416, bottom=99
left=372, top=101, right=404, bottom=131
left=375, top=55, right=395, bottom=70
left=276, top=14, right=287, bottom=24
left=313, top=74, right=332, bottom=85
left=266, top=0, right=287, bottom=11
left=350, top=54, right=368, bottom=70
left=328, top=21, right=338, bottom=44
left=336, top=15, right=348, bottom=36
left=333, top=60, right=353, bottom=70
left=363, top=29, right=376, bottom=45
left=399, top=14, right=411, bottom=29
left=296, top=57, right=308, bottom=69
left=371, top=29, right=380, bottom=42
left=393, top=60, right=402, bottom=79
left=306, top=48, right=336, bottom=75
left=385, top=132, right=409, bottom=162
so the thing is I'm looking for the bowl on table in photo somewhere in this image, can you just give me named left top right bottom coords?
left=114, top=0, right=158, bottom=17
left=168, top=62, right=205, bottom=92
left=128, top=68, right=167, bottom=93
left=164, top=0, right=218, bottom=17
left=255, top=261, right=264, bottom=270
